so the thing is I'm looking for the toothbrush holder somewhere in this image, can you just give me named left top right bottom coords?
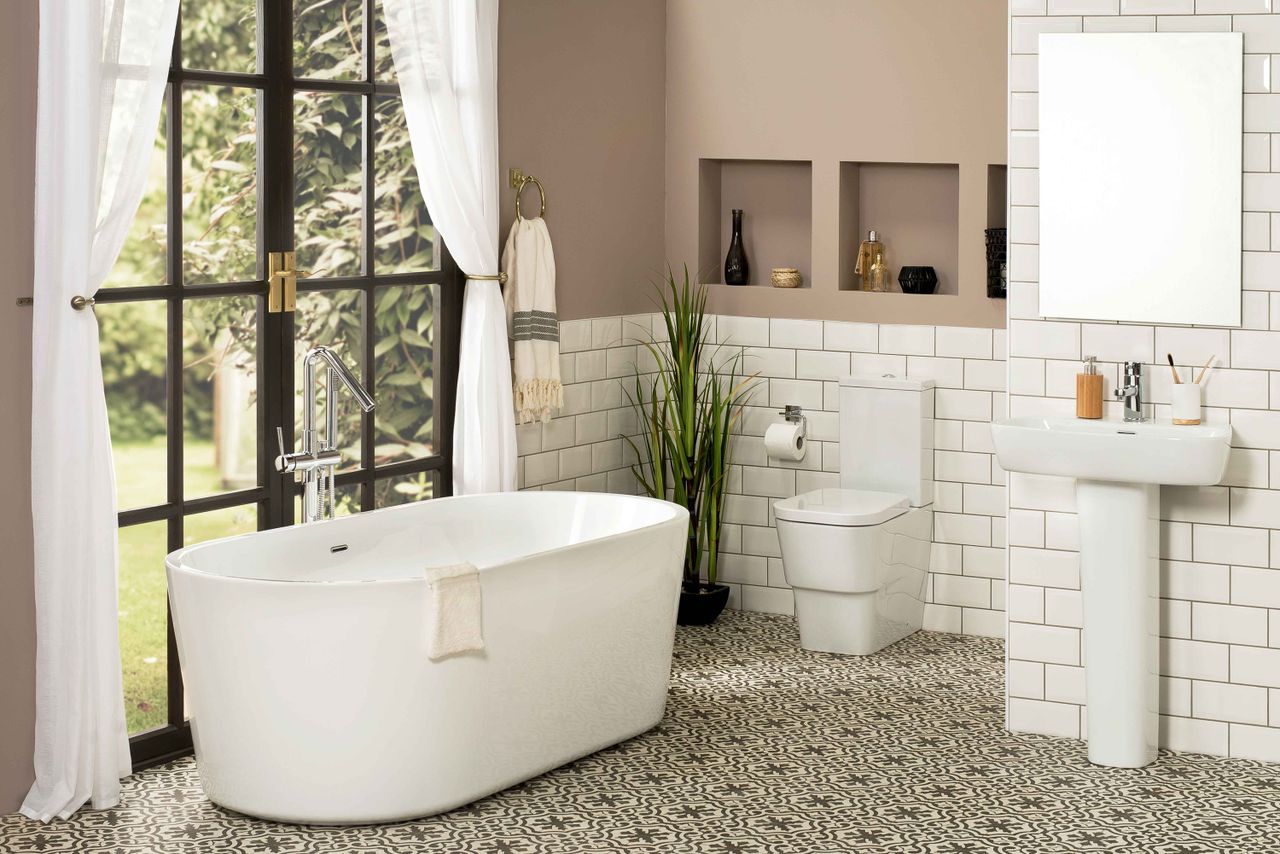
left=1171, top=383, right=1201, bottom=425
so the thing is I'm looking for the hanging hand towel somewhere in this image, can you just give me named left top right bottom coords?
left=424, top=563, right=485, bottom=660
left=502, top=216, right=563, bottom=423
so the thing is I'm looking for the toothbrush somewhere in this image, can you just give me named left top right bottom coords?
left=1167, top=353, right=1181, bottom=384
left=1194, top=355, right=1215, bottom=384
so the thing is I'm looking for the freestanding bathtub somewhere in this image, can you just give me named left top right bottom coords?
left=166, top=491, right=687, bottom=824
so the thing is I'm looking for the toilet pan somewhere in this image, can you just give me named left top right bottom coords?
left=775, top=488, right=932, bottom=656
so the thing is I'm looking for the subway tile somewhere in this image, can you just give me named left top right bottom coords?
left=769, top=379, right=824, bottom=411
left=1193, top=523, right=1272, bottom=567
left=1044, top=588, right=1083, bottom=628
left=1231, top=409, right=1280, bottom=449
left=559, top=319, right=591, bottom=353
left=923, top=604, right=963, bottom=633
left=879, top=324, right=935, bottom=356
left=963, top=483, right=1006, bottom=516
left=1120, top=0, right=1191, bottom=10
left=963, top=421, right=996, bottom=454
left=740, top=465, right=796, bottom=499
left=936, top=389, right=993, bottom=422
left=1009, top=320, right=1081, bottom=360
left=1008, top=243, right=1039, bottom=281
left=740, top=584, right=794, bottom=616
left=1009, top=623, right=1081, bottom=666
left=1009, top=93, right=1039, bottom=132
left=1231, top=645, right=1280, bottom=687
left=1008, top=281, right=1041, bottom=320
left=718, top=553, right=768, bottom=586
left=1243, top=250, right=1280, bottom=289
left=794, top=349, right=851, bottom=382
left=936, top=326, right=993, bottom=359
left=1230, top=487, right=1280, bottom=529
left=936, top=481, right=964, bottom=517
left=1234, top=12, right=1280, bottom=54
left=1246, top=132, right=1272, bottom=172
left=936, top=451, right=993, bottom=485
left=1008, top=509, right=1046, bottom=548
left=741, top=347, right=796, bottom=379
left=716, top=315, right=770, bottom=347
left=963, top=545, right=1006, bottom=579
left=823, top=321, right=878, bottom=352
left=1160, top=486, right=1230, bottom=525
left=1230, top=723, right=1280, bottom=762
left=1009, top=659, right=1045, bottom=699
left=1009, top=584, right=1046, bottom=623
left=962, top=608, right=1006, bottom=638
left=963, top=359, right=1006, bottom=392
left=1157, top=14, right=1231, bottom=31
left=1163, top=598, right=1192, bottom=639
left=1048, top=0, right=1118, bottom=12
left=1080, top=323, right=1154, bottom=364
left=1009, top=698, right=1081, bottom=739
left=1162, top=560, right=1231, bottom=603
left=1160, top=715, right=1229, bottom=756
left=590, top=316, right=622, bottom=349
left=933, top=574, right=991, bottom=609
left=934, top=513, right=992, bottom=547
left=1162, top=677, right=1192, bottom=717
left=1084, top=13, right=1155, bottom=29
left=850, top=353, right=907, bottom=375
left=1224, top=448, right=1270, bottom=489
left=1162, top=638, right=1230, bottom=681
left=1245, top=210, right=1271, bottom=249
left=558, top=445, right=592, bottom=480
left=907, top=356, right=964, bottom=388
left=1009, top=56, right=1040, bottom=94
left=1009, top=168, right=1039, bottom=206
left=1044, top=663, right=1087, bottom=704
left=1011, top=16, right=1084, bottom=54
left=935, top=419, right=963, bottom=451
left=769, top=318, right=823, bottom=349
left=1009, top=472, right=1077, bottom=512
left=1012, top=0, right=1047, bottom=11
left=1232, top=330, right=1280, bottom=369
left=1191, top=602, right=1269, bottom=646
left=1010, top=546, right=1080, bottom=589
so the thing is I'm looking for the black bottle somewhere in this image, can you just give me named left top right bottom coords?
left=724, top=209, right=749, bottom=285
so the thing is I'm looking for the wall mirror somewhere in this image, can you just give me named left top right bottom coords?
left=1038, top=33, right=1242, bottom=327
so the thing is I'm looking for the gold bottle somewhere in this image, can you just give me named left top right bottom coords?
left=855, top=229, right=890, bottom=292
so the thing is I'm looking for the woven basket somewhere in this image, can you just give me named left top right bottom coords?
left=771, top=267, right=802, bottom=289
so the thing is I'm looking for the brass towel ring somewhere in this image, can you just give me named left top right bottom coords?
left=514, top=175, right=546, bottom=220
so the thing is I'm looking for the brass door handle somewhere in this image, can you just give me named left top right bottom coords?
left=267, top=251, right=306, bottom=312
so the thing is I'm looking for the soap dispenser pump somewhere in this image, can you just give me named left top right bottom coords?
left=1076, top=355, right=1103, bottom=419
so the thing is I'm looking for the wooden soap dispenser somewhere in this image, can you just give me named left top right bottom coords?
left=1076, top=355, right=1103, bottom=419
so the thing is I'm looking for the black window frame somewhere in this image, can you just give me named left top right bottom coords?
left=97, top=0, right=464, bottom=770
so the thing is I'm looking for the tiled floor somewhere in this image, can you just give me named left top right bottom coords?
left=4, top=612, right=1280, bottom=853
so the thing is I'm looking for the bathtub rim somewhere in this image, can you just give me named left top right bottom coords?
left=165, top=491, right=689, bottom=587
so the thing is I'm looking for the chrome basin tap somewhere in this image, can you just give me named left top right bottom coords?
left=276, top=346, right=375, bottom=523
left=1114, top=361, right=1145, bottom=422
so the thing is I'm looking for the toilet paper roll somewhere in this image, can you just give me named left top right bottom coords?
left=764, top=421, right=806, bottom=462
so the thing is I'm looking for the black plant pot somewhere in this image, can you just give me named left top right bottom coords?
left=898, top=265, right=938, bottom=295
left=677, top=583, right=731, bottom=626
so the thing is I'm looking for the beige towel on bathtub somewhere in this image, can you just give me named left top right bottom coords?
left=424, top=563, right=484, bottom=660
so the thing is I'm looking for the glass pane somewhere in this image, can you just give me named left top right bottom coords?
left=184, top=296, right=258, bottom=498
left=295, top=289, right=366, bottom=473
left=182, top=0, right=257, bottom=74
left=294, top=92, right=363, bottom=278
left=375, top=470, right=435, bottom=508
left=105, top=104, right=167, bottom=288
left=182, top=85, right=258, bottom=285
left=373, top=285, right=435, bottom=465
left=373, top=0, right=395, bottom=82
left=294, top=483, right=360, bottom=521
left=374, top=96, right=437, bottom=273
left=295, top=0, right=365, bottom=81
left=101, top=301, right=168, bottom=511
left=118, top=521, right=168, bottom=734
left=183, top=504, right=258, bottom=548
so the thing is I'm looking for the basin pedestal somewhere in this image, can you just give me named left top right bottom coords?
left=1076, top=479, right=1160, bottom=768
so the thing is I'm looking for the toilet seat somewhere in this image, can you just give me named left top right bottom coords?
left=773, top=488, right=909, bottom=527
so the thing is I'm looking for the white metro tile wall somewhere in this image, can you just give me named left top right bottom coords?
left=1009, top=2, right=1280, bottom=761
left=517, top=313, right=1009, bottom=640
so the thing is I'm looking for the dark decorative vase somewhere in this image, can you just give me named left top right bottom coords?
left=677, top=583, right=731, bottom=626
left=898, top=266, right=938, bottom=295
left=724, top=209, right=749, bottom=285
left=985, top=227, right=1007, bottom=299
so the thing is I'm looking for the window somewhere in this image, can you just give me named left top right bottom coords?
left=99, top=0, right=462, bottom=766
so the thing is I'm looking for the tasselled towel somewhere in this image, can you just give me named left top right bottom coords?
left=502, top=216, right=563, bottom=423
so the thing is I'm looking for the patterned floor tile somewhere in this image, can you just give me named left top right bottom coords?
left=3, top=612, right=1280, bottom=853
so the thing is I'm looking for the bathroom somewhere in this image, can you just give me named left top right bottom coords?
left=3, top=0, right=1280, bottom=849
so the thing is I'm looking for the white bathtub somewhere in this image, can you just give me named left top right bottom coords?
left=166, top=491, right=687, bottom=824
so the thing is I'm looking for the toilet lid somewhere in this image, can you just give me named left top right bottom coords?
left=773, top=488, right=910, bottom=527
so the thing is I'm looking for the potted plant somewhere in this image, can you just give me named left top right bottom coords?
left=625, top=269, right=755, bottom=626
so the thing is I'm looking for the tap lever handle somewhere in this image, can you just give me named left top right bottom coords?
left=274, top=426, right=296, bottom=473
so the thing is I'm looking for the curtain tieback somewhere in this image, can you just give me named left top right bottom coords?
left=70, top=295, right=97, bottom=311
left=466, top=272, right=507, bottom=284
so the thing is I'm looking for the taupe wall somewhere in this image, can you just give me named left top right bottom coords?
left=666, top=0, right=1008, bottom=328
left=0, top=0, right=37, bottom=816
left=497, top=0, right=667, bottom=321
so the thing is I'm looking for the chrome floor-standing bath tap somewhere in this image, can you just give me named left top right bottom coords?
left=275, top=346, right=375, bottom=523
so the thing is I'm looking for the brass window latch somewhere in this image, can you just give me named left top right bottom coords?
left=267, top=251, right=303, bottom=313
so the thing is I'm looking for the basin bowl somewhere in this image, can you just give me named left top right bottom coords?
left=991, top=416, right=1231, bottom=486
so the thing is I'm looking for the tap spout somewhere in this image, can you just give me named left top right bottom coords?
left=307, top=346, right=375, bottom=412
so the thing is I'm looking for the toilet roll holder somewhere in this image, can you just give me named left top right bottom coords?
left=779, top=405, right=806, bottom=427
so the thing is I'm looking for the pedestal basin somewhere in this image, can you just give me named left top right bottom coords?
left=991, top=416, right=1232, bottom=768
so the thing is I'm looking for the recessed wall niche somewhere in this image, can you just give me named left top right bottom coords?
left=837, top=162, right=959, bottom=294
left=697, top=159, right=813, bottom=287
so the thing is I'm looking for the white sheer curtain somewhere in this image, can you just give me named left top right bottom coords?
left=383, top=0, right=517, bottom=495
left=23, top=0, right=178, bottom=822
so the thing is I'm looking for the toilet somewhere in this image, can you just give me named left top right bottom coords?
left=774, top=374, right=935, bottom=655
